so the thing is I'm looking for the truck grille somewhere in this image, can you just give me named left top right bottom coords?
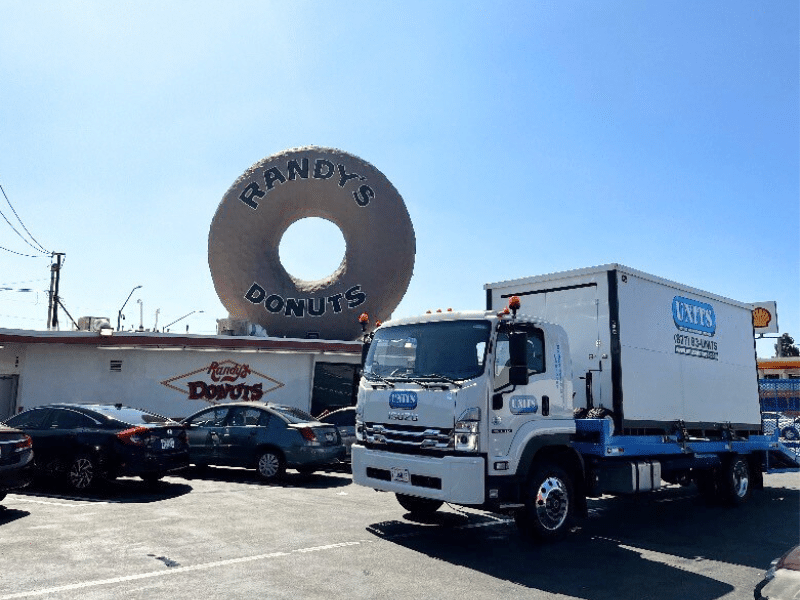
left=363, top=422, right=453, bottom=453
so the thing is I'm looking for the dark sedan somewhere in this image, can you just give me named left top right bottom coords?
left=182, top=402, right=345, bottom=481
left=0, top=423, right=34, bottom=502
left=4, top=404, right=189, bottom=491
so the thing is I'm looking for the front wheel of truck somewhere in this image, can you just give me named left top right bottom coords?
left=396, top=493, right=443, bottom=515
left=515, top=463, right=575, bottom=542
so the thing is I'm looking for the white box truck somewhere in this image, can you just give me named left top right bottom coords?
left=351, top=265, right=798, bottom=541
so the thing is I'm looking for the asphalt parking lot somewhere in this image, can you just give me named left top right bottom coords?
left=1, top=468, right=798, bottom=600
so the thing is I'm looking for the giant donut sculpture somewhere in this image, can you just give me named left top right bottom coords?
left=208, top=146, right=416, bottom=340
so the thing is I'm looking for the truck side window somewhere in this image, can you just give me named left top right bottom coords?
left=495, top=327, right=546, bottom=379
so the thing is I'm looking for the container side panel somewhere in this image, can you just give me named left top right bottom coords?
left=617, top=273, right=760, bottom=427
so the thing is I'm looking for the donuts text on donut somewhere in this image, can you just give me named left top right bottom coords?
left=245, top=282, right=367, bottom=318
left=237, top=157, right=376, bottom=210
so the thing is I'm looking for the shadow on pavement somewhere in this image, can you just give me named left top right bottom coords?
left=180, top=465, right=352, bottom=490
left=17, top=475, right=194, bottom=503
left=366, top=483, right=799, bottom=600
left=0, top=506, right=31, bottom=525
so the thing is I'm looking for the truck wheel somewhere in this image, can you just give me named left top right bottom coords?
left=718, top=455, right=752, bottom=506
left=516, top=463, right=575, bottom=542
left=396, top=493, right=443, bottom=514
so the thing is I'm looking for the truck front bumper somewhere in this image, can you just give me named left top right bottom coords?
left=351, top=444, right=486, bottom=505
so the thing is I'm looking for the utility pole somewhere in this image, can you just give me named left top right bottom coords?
left=47, top=252, right=65, bottom=330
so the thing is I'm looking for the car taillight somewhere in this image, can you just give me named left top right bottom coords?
left=14, top=435, right=32, bottom=452
left=298, top=427, right=317, bottom=442
left=117, top=426, right=152, bottom=446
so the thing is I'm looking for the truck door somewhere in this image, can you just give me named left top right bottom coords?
left=490, top=325, right=557, bottom=457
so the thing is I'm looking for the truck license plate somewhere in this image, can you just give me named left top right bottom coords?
left=391, top=467, right=410, bottom=483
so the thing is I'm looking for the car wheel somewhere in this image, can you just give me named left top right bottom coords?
left=515, top=463, right=575, bottom=542
left=718, top=455, right=752, bottom=506
left=0, top=493, right=6, bottom=503
left=256, top=450, right=285, bottom=481
left=141, top=474, right=164, bottom=484
left=395, top=493, right=443, bottom=514
left=67, top=454, right=96, bottom=491
left=781, top=426, right=800, bottom=441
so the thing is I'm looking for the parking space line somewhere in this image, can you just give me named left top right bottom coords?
left=8, top=497, right=109, bottom=507
left=1, top=514, right=512, bottom=599
left=0, top=541, right=370, bottom=599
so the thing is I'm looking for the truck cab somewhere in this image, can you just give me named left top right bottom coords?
left=352, top=308, right=585, bottom=539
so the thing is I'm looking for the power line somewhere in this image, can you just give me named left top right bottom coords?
left=0, top=180, right=50, bottom=256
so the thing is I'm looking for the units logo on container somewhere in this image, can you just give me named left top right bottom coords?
left=509, top=395, right=538, bottom=415
left=672, top=296, right=716, bottom=336
left=672, top=296, right=718, bottom=361
left=389, top=391, right=418, bottom=410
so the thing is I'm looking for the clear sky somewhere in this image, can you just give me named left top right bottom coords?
left=1, top=1, right=797, bottom=358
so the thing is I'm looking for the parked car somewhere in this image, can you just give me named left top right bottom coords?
left=3, top=404, right=189, bottom=491
left=0, top=423, right=34, bottom=502
left=181, top=402, right=345, bottom=480
left=755, top=544, right=800, bottom=600
left=318, top=407, right=356, bottom=461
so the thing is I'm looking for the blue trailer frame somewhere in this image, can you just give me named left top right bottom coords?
left=572, top=418, right=799, bottom=471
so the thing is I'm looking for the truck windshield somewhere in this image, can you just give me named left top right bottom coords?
left=364, top=320, right=491, bottom=382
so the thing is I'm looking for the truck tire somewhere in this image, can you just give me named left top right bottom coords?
left=396, top=493, right=443, bottom=515
left=718, top=455, right=752, bottom=506
left=515, top=463, right=575, bottom=542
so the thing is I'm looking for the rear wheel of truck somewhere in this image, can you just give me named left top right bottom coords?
left=718, top=455, right=752, bottom=506
left=515, top=463, right=575, bottom=542
left=396, top=493, right=443, bottom=515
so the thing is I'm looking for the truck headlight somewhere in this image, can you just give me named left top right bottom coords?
left=355, top=407, right=365, bottom=442
left=455, top=407, right=480, bottom=452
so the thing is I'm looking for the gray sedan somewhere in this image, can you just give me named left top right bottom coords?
left=182, top=402, right=345, bottom=481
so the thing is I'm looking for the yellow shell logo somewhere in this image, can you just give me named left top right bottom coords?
left=752, top=306, right=772, bottom=328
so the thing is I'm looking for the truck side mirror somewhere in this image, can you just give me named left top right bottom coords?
left=509, top=331, right=529, bottom=386
left=360, top=341, right=371, bottom=368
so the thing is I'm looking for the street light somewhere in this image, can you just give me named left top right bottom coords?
left=163, top=310, right=204, bottom=332
left=117, top=285, right=142, bottom=331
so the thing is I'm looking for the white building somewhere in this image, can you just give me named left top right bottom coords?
left=0, top=329, right=362, bottom=421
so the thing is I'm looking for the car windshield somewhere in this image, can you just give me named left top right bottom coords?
left=88, top=405, right=174, bottom=425
left=270, top=405, right=317, bottom=424
left=364, top=320, right=491, bottom=381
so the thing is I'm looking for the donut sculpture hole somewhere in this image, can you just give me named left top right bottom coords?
left=278, top=217, right=347, bottom=283
left=208, top=146, right=416, bottom=341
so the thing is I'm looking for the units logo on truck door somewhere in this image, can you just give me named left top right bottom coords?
left=509, top=395, right=538, bottom=415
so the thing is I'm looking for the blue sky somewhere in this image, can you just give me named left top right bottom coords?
left=1, top=1, right=797, bottom=357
